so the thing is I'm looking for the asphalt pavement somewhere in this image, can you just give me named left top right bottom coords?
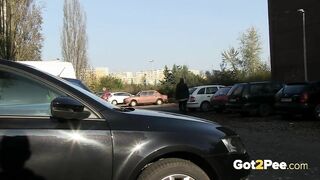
left=134, top=103, right=320, bottom=180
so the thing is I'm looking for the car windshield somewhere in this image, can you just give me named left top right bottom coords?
left=58, top=77, right=120, bottom=110
left=63, top=78, right=91, bottom=92
left=189, top=87, right=197, bottom=95
left=283, top=84, right=307, bottom=94
left=228, top=84, right=244, bottom=96
left=215, top=87, right=231, bottom=96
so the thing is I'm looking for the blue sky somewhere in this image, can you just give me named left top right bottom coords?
left=42, top=0, right=270, bottom=72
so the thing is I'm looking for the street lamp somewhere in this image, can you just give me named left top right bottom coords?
left=148, top=60, right=155, bottom=84
left=297, top=9, right=308, bottom=82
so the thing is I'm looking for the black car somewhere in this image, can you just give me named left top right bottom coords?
left=0, top=60, right=249, bottom=180
left=275, top=82, right=320, bottom=119
left=226, top=82, right=283, bottom=116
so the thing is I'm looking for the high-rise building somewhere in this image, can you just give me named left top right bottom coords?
left=268, top=0, right=320, bottom=82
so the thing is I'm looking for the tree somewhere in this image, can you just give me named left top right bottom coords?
left=98, top=76, right=124, bottom=92
left=239, top=27, right=264, bottom=75
left=0, top=0, right=43, bottom=61
left=206, top=27, right=271, bottom=85
left=221, top=47, right=242, bottom=72
left=61, top=0, right=88, bottom=80
left=158, top=64, right=205, bottom=98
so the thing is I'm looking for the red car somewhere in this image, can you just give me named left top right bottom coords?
left=210, top=86, right=232, bottom=112
left=124, top=90, right=168, bottom=106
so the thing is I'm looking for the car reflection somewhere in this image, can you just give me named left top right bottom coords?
left=0, top=136, right=45, bottom=180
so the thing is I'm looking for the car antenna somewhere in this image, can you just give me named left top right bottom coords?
left=58, top=67, right=66, bottom=77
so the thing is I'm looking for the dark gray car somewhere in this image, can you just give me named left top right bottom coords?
left=0, top=60, right=250, bottom=180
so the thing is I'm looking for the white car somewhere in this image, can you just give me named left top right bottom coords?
left=107, top=92, right=132, bottom=105
left=187, top=85, right=225, bottom=111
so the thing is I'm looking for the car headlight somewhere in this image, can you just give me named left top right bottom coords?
left=221, top=136, right=246, bottom=154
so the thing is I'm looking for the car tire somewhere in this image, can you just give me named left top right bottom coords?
left=111, top=100, right=118, bottom=105
left=259, top=104, right=272, bottom=117
left=200, top=101, right=210, bottom=112
left=156, top=99, right=163, bottom=105
left=314, top=104, right=320, bottom=120
left=137, top=158, right=210, bottom=180
left=130, top=100, right=137, bottom=107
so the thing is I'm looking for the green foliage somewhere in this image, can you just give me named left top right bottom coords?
left=221, top=47, right=242, bottom=72
left=0, top=0, right=43, bottom=60
left=95, top=76, right=124, bottom=92
left=160, top=64, right=205, bottom=97
left=239, top=27, right=264, bottom=75
left=206, top=26, right=271, bottom=85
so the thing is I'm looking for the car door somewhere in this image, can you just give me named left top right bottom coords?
left=147, top=91, right=157, bottom=103
left=205, top=86, right=218, bottom=101
left=138, top=91, right=148, bottom=104
left=0, top=68, right=112, bottom=180
left=229, top=84, right=245, bottom=104
left=118, top=93, right=130, bottom=104
left=113, top=93, right=122, bottom=103
left=195, top=87, right=206, bottom=104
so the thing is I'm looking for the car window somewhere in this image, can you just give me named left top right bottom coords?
left=0, top=70, right=64, bottom=116
left=250, top=84, right=265, bottom=95
left=140, top=92, right=148, bottom=96
left=215, top=87, right=231, bottom=96
left=206, top=87, right=218, bottom=94
left=232, top=85, right=244, bottom=96
left=283, top=84, right=307, bottom=95
left=147, top=91, right=155, bottom=96
left=197, top=88, right=205, bottom=95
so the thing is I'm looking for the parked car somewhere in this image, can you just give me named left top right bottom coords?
left=0, top=59, right=250, bottom=180
left=187, top=85, right=224, bottom=112
left=124, top=90, right=168, bottom=106
left=210, top=86, right=232, bottom=113
left=275, top=82, right=320, bottom=120
left=226, top=82, right=283, bottom=116
left=107, top=92, right=133, bottom=105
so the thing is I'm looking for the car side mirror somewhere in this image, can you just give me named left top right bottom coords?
left=51, top=96, right=90, bottom=121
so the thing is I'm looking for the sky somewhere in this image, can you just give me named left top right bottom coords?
left=42, top=0, right=270, bottom=73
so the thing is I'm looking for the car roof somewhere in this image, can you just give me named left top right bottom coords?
left=192, top=85, right=224, bottom=89
left=112, top=92, right=131, bottom=94
left=140, top=90, right=157, bottom=92
left=235, top=81, right=281, bottom=85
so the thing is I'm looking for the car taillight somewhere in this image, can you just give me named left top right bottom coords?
left=189, top=96, right=196, bottom=102
left=300, top=92, right=309, bottom=103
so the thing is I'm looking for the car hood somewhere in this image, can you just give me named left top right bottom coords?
left=104, top=107, right=230, bottom=138
left=127, top=108, right=217, bottom=125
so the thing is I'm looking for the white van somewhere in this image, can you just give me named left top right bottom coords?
left=19, top=60, right=76, bottom=79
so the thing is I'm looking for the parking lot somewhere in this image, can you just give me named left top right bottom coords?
left=135, top=103, right=320, bottom=180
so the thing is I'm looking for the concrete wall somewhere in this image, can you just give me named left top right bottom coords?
left=268, top=0, right=320, bottom=82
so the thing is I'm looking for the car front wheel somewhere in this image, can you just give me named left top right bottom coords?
left=137, top=158, right=210, bottom=180
left=156, top=99, right=163, bottom=105
left=130, top=100, right=137, bottom=107
left=111, top=100, right=118, bottom=105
